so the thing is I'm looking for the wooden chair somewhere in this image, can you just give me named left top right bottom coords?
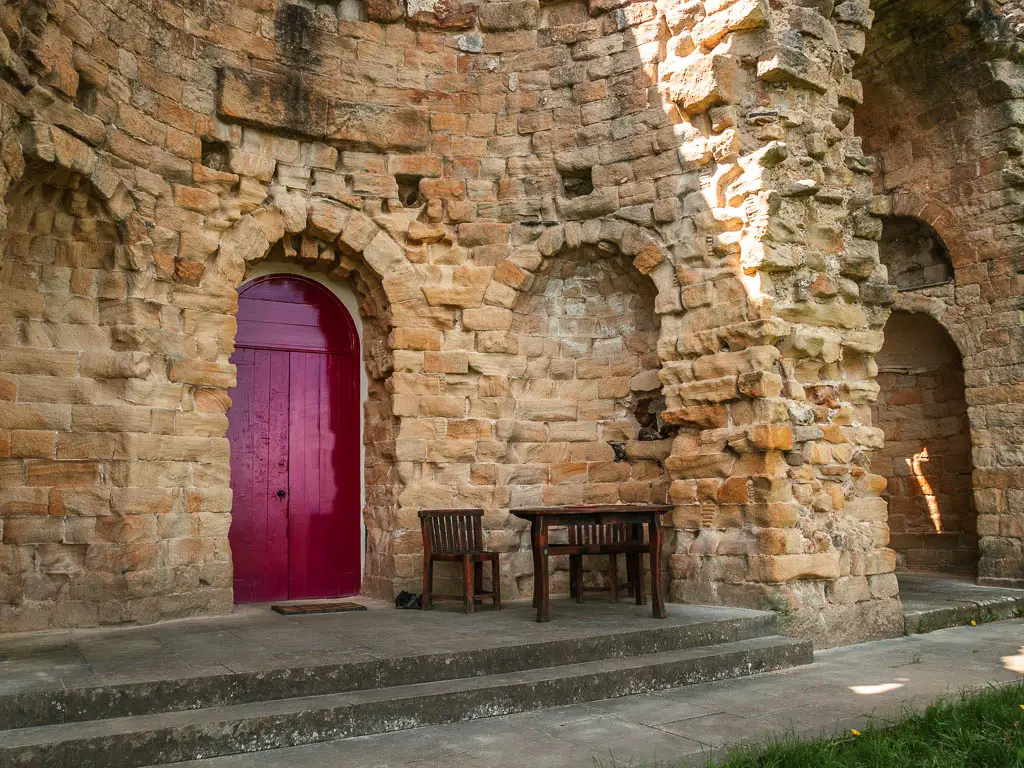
left=563, top=523, right=646, bottom=604
left=419, top=509, right=501, bottom=614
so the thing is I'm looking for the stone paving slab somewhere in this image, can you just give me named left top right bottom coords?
left=154, top=619, right=1024, bottom=768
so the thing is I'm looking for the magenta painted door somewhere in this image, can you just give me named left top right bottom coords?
left=227, top=275, right=361, bottom=602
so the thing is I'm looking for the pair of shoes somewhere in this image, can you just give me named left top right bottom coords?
left=394, top=591, right=422, bottom=609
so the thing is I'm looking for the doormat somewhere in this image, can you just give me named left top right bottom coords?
left=271, top=602, right=368, bottom=616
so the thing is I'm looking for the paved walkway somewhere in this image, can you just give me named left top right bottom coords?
left=157, top=619, right=1024, bottom=768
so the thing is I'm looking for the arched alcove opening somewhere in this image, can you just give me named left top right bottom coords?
left=507, top=244, right=671, bottom=597
left=872, top=311, right=977, bottom=576
left=1, top=162, right=234, bottom=631
left=879, top=216, right=953, bottom=291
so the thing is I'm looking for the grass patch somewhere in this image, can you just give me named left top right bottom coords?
left=714, top=682, right=1023, bottom=767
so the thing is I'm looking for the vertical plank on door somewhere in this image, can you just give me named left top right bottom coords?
left=329, top=351, right=362, bottom=595
left=227, top=346, right=290, bottom=602
left=265, top=349, right=290, bottom=600
left=288, top=351, right=319, bottom=598
left=227, top=347, right=255, bottom=601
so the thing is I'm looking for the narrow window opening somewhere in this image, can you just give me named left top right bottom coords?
left=201, top=139, right=231, bottom=172
left=396, top=174, right=423, bottom=207
left=632, top=395, right=676, bottom=441
left=561, top=167, right=593, bottom=199
left=75, top=83, right=97, bottom=114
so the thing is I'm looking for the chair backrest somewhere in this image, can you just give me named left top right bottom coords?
left=419, top=509, right=484, bottom=554
left=568, top=523, right=636, bottom=546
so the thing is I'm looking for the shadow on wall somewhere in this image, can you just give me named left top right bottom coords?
left=871, top=311, right=977, bottom=575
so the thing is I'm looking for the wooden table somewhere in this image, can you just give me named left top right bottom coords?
left=510, top=504, right=673, bottom=622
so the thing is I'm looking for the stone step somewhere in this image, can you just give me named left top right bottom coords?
left=900, top=573, right=1024, bottom=635
left=0, top=635, right=812, bottom=768
left=905, top=594, right=1024, bottom=635
left=1, top=611, right=778, bottom=730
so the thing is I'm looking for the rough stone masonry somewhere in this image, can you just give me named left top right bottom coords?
left=0, top=0, right=1021, bottom=646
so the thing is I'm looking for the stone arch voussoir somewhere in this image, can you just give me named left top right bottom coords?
left=17, top=121, right=136, bottom=224
left=884, top=191, right=978, bottom=269
left=494, top=217, right=677, bottom=316
left=3, top=126, right=148, bottom=281
left=211, top=194, right=414, bottom=302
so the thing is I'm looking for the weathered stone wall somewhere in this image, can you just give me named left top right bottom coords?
left=0, top=0, right=1019, bottom=640
left=873, top=311, right=977, bottom=574
left=854, top=0, right=1024, bottom=587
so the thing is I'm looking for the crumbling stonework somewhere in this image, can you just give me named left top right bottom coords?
left=0, top=0, right=1021, bottom=643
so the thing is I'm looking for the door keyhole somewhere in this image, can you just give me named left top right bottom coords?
left=276, top=489, right=287, bottom=500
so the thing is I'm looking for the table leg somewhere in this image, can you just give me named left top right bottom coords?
left=632, top=523, right=646, bottom=605
left=531, top=518, right=541, bottom=609
left=570, top=554, right=583, bottom=603
left=648, top=516, right=665, bottom=619
left=537, top=518, right=550, bottom=622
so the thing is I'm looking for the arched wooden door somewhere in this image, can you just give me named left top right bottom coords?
left=227, top=275, right=361, bottom=602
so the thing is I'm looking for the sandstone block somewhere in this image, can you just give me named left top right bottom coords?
left=846, top=497, right=887, bottom=522
left=218, top=68, right=329, bottom=138
left=828, top=575, right=870, bottom=604
left=868, top=572, right=899, bottom=599
left=11, top=430, right=55, bottom=459
left=48, top=487, right=110, bottom=516
left=463, top=307, right=513, bottom=331
left=3, top=517, right=63, bottom=544
left=422, top=266, right=491, bottom=308
left=365, top=0, right=405, bottom=22
left=330, top=102, right=429, bottom=152
left=667, top=53, right=739, bottom=113
left=26, top=460, right=102, bottom=487
left=749, top=552, right=840, bottom=583
left=517, top=399, right=577, bottom=421
left=0, top=403, right=72, bottom=431
left=670, top=376, right=739, bottom=404
left=392, top=328, right=442, bottom=351
left=0, top=348, right=78, bottom=377
left=307, top=199, right=352, bottom=241
left=693, top=0, right=768, bottom=48
left=169, top=360, right=236, bottom=389
left=0, top=487, right=49, bottom=515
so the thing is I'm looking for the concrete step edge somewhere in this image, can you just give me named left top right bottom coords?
left=1, top=612, right=779, bottom=729
left=905, top=593, right=1024, bottom=635
left=0, top=635, right=812, bottom=768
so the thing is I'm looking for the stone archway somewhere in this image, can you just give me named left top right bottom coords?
left=208, top=195, right=414, bottom=599
left=0, top=149, right=221, bottom=631
left=872, top=311, right=977, bottom=576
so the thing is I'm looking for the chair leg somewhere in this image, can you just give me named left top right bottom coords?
left=462, top=555, right=474, bottom=614
left=491, top=556, right=501, bottom=610
left=609, top=553, right=619, bottom=602
left=474, top=561, right=483, bottom=596
left=422, top=557, right=433, bottom=610
left=568, top=555, right=577, bottom=601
